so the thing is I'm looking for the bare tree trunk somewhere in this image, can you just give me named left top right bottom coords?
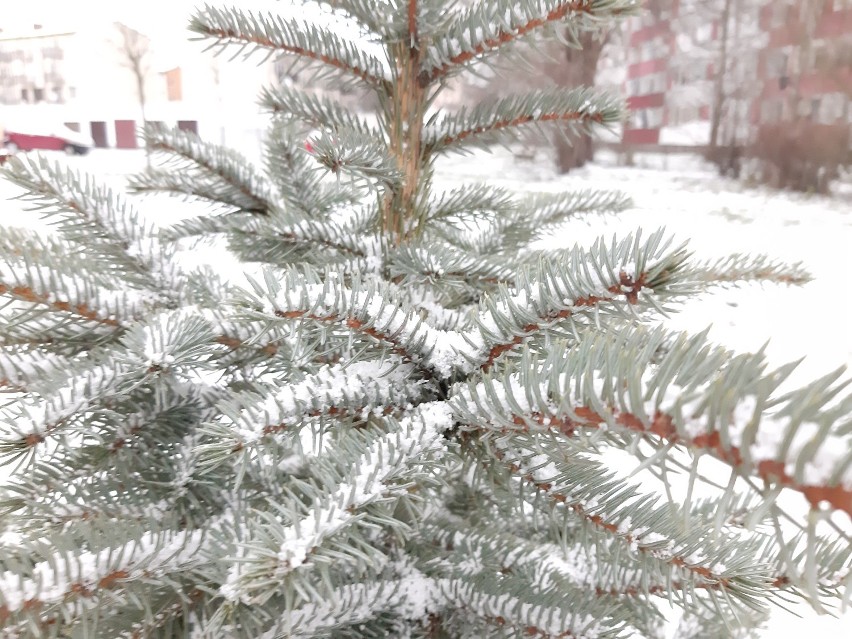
left=553, top=31, right=606, bottom=173
left=709, top=0, right=732, bottom=151
left=136, top=72, right=150, bottom=165
left=116, top=23, right=151, bottom=163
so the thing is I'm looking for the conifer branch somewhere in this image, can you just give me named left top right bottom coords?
left=693, top=253, right=811, bottom=287
left=121, top=589, right=204, bottom=639
left=0, top=279, right=127, bottom=327
left=197, top=358, right=433, bottom=465
left=549, top=408, right=852, bottom=517
left=490, top=436, right=775, bottom=594
left=0, top=522, right=211, bottom=629
left=218, top=404, right=452, bottom=604
left=254, top=576, right=443, bottom=638
left=424, top=183, right=516, bottom=227
left=518, top=189, right=633, bottom=229
left=0, top=310, right=117, bottom=354
left=190, top=5, right=390, bottom=89
left=431, top=189, right=632, bottom=257
left=440, top=574, right=624, bottom=638
left=214, top=333, right=288, bottom=357
left=308, top=128, right=403, bottom=187
left=134, top=124, right=273, bottom=213
left=162, top=211, right=376, bottom=264
left=420, top=521, right=734, bottom=610
left=1, top=156, right=166, bottom=286
left=317, top=0, right=399, bottom=39
left=262, top=118, right=364, bottom=216
left=0, top=0, right=844, bottom=632
left=0, top=226, right=119, bottom=283
left=425, top=88, right=622, bottom=153
left=244, top=268, right=467, bottom=377
left=452, top=328, right=852, bottom=517
left=465, top=231, right=690, bottom=371
left=0, top=348, right=72, bottom=394
left=259, top=85, right=379, bottom=137
left=390, top=242, right=519, bottom=287
left=2, top=398, right=221, bottom=532
left=422, top=0, right=637, bottom=84
left=0, top=363, right=131, bottom=453
left=0, top=313, right=219, bottom=457
left=0, top=378, right=25, bottom=393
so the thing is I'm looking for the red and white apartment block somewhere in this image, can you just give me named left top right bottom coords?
left=622, top=0, right=852, bottom=147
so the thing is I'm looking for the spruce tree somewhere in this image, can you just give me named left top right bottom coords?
left=1, top=1, right=850, bottom=637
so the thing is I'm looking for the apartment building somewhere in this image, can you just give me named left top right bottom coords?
left=622, top=2, right=677, bottom=144
left=622, top=0, right=851, bottom=148
left=757, top=1, right=852, bottom=129
left=0, top=23, right=77, bottom=106
left=0, top=17, right=276, bottom=150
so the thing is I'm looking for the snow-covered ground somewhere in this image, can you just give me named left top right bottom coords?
left=435, top=147, right=852, bottom=391
left=1, top=146, right=850, bottom=637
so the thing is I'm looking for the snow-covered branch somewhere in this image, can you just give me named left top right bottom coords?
left=452, top=327, right=852, bottom=517
left=425, top=88, right=622, bottom=152
left=190, top=5, right=390, bottom=88
left=422, top=0, right=637, bottom=84
left=219, top=403, right=452, bottom=604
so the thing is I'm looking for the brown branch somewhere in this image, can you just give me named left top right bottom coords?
left=515, top=407, right=852, bottom=518
left=482, top=270, right=646, bottom=370
left=145, top=140, right=269, bottom=213
left=487, top=614, right=577, bottom=638
left=0, top=283, right=120, bottom=327
left=0, top=570, right=201, bottom=637
left=0, top=569, right=130, bottom=627
left=198, top=26, right=386, bottom=88
left=216, top=334, right=283, bottom=357
left=273, top=309, right=431, bottom=373
left=439, top=109, right=604, bottom=148
left=423, top=1, right=596, bottom=84
left=228, top=405, right=394, bottom=452
left=499, top=450, right=731, bottom=586
left=276, top=231, right=367, bottom=258
left=0, top=377, right=27, bottom=393
left=594, top=575, right=790, bottom=598
left=261, top=406, right=393, bottom=437
left=127, top=589, right=203, bottom=639
left=408, top=0, right=418, bottom=44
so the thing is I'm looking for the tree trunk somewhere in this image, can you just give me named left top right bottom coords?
left=709, top=0, right=733, bottom=152
left=552, top=32, right=606, bottom=173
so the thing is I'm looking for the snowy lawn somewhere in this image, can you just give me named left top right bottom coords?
left=1, top=146, right=850, bottom=637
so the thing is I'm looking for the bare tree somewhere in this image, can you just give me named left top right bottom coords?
left=114, top=23, right=151, bottom=141
left=549, top=30, right=612, bottom=173
left=751, top=0, right=851, bottom=192
left=666, top=0, right=765, bottom=176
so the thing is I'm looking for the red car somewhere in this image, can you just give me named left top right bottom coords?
left=3, top=123, right=94, bottom=156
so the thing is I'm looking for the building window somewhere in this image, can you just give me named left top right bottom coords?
left=634, top=107, right=664, bottom=129
left=33, top=87, right=44, bottom=102
left=164, top=67, right=182, bottom=102
left=809, top=97, right=822, bottom=122
left=761, top=99, right=782, bottom=124
left=20, top=87, right=29, bottom=102
left=766, top=49, right=789, bottom=78
left=694, top=25, right=712, bottom=44
left=769, top=3, right=788, bottom=28
left=818, top=93, right=846, bottom=124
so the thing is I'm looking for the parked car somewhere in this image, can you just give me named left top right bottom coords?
left=3, top=123, right=94, bottom=155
